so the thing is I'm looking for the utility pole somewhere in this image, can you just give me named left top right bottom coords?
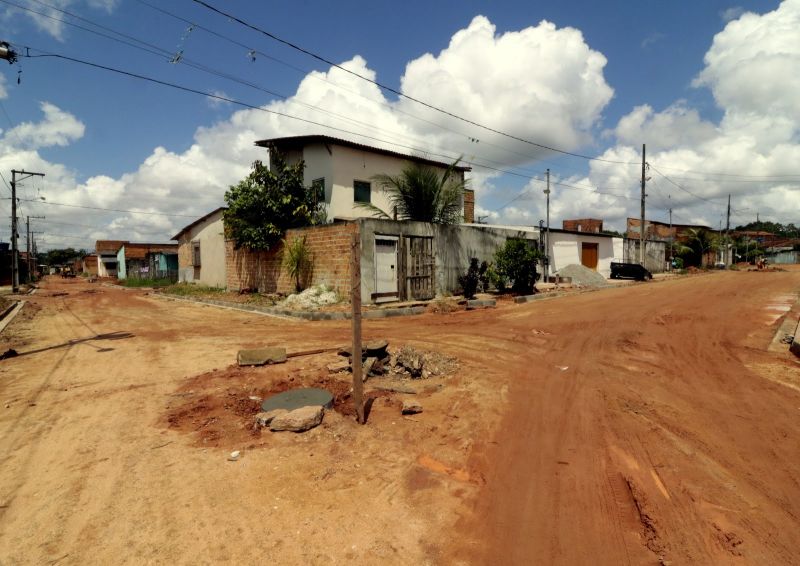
left=26, top=215, right=45, bottom=283
left=639, top=144, right=647, bottom=266
left=544, top=169, right=551, bottom=283
left=10, top=169, right=45, bottom=293
left=668, top=207, right=673, bottom=270
left=725, top=194, right=731, bottom=266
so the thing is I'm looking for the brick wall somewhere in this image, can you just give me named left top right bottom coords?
left=563, top=218, right=603, bottom=233
left=177, top=236, right=193, bottom=270
left=226, top=222, right=357, bottom=295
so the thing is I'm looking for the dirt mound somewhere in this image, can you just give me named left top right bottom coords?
left=556, top=264, right=609, bottom=288
left=163, top=361, right=387, bottom=446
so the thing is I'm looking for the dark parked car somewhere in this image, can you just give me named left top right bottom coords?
left=610, top=262, right=652, bottom=281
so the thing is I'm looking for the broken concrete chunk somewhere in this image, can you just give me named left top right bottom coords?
left=326, top=361, right=350, bottom=374
left=364, top=339, right=389, bottom=357
left=237, top=347, right=287, bottom=366
left=255, top=409, right=288, bottom=427
left=363, top=357, right=378, bottom=377
left=269, top=405, right=324, bottom=432
left=338, top=339, right=390, bottom=359
left=401, top=400, right=423, bottom=415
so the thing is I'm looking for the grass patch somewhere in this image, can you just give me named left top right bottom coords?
left=161, top=283, right=227, bottom=296
left=120, top=278, right=175, bottom=288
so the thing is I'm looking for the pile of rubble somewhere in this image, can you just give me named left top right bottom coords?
left=556, top=264, right=609, bottom=288
left=280, top=285, right=340, bottom=310
left=328, top=340, right=458, bottom=380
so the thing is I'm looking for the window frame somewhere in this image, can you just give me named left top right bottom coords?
left=192, top=242, right=201, bottom=267
left=353, top=180, right=371, bottom=204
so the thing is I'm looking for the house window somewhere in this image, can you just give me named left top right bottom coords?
left=354, top=180, right=371, bottom=203
left=192, top=242, right=201, bottom=267
left=311, top=177, right=325, bottom=206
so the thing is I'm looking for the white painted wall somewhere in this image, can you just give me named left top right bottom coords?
left=96, top=253, right=118, bottom=277
left=177, top=210, right=226, bottom=287
left=285, top=142, right=462, bottom=222
left=547, top=232, right=622, bottom=278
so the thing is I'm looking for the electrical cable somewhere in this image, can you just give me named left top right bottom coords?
left=189, top=0, right=640, bottom=166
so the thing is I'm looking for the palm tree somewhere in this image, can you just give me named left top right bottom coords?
left=359, top=159, right=468, bottom=224
left=684, top=228, right=717, bottom=266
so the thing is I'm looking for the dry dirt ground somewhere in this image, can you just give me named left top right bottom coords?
left=0, top=270, right=799, bottom=565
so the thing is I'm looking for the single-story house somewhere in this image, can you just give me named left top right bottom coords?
left=81, top=255, right=98, bottom=276
left=172, top=207, right=227, bottom=287
left=96, top=240, right=128, bottom=277
left=116, top=243, right=179, bottom=280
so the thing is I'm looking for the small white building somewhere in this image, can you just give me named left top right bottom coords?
left=95, top=240, right=128, bottom=277
left=255, top=135, right=473, bottom=223
left=172, top=207, right=227, bottom=287
left=547, top=229, right=624, bottom=279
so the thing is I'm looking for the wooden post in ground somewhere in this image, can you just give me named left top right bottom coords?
left=350, top=228, right=365, bottom=424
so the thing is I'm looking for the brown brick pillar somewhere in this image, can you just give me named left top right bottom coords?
left=463, top=189, right=475, bottom=223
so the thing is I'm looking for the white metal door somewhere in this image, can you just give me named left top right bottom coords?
left=375, top=237, right=398, bottom=299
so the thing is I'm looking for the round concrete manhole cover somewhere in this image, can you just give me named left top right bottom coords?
left=261, top=388, right=334, bottom=413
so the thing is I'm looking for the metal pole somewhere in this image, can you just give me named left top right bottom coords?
left=545, top=169, right=550, bottom=283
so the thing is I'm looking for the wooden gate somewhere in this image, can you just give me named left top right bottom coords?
left=404, top=236, right=435, bottom=300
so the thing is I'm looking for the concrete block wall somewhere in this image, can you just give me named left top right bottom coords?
left=226, top=222, right=356, bottom=295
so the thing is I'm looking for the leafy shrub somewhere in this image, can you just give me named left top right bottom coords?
left=458, top=257, right=485, bottom=299
left=494, top=239, right=541, bottom=294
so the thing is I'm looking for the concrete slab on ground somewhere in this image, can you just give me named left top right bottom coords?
left=237, top=347, right=287, bottom=366
left=466, top=299, right=496, bottom=310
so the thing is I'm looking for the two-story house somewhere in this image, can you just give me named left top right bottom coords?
left=255, top=135, right=474, bottom=223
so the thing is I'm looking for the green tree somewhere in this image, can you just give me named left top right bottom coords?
left=43, top=247, right=85, bottom=266
left=361, top=159, right=467, bottom=224
left=494, top=239, right=542, bottom=294
left=224, top=148, right=325, bottom=250
left=681, top=228, right=718, bottom=267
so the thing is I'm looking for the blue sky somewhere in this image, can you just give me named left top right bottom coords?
left=0, top=0, right=797, bottom=250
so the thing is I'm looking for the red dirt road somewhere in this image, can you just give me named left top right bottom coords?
left=0, top=270, right=799, bottom=565
left=449, top=269, right=800, bottom=565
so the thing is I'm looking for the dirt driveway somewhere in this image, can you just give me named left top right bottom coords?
left=1, top=270, right=799, bottom=565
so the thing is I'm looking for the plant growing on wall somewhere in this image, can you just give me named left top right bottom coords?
left=360, top=159, right=468, bottom=224
left=283, top=236, right=313, bottom=292
left=224, top=146, right=326, bottom=250
left=494, top=239, right=541, bottom=294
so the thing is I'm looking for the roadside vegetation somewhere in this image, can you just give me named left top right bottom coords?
left=120, top=278, right=175, bottom=288
left=223, top=147, right=326, bottom=251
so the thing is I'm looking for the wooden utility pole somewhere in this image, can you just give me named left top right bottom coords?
left=544, top=168, right=551, bottom=282
left=10, top=170, right=45, bottom=292
left=639, top=144, right=647, bottom=266
left=26, top=215, right=45, bottom=283
left=725, top=194, right=731, bottom=266
left=668, top=207, right=673, bottom=269
left=349, top=229, right=365, bottom=424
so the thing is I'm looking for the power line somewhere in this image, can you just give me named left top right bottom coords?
left=18, top=47, right=640, bottom=200
left=18, top=0, right=612, bottom=180
left=649, top=165, right=727, bottom=207
left=190, top=0, right=640, bottom=166
left=16, top=197, right=197, bottom=217
left=646, top=163, right=800, bottom=179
